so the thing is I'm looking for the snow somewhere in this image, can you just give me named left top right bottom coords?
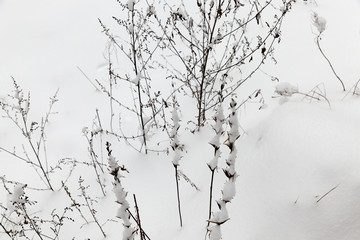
left=7, top=184, right=26, bottom=213
left=131, top=74, right=141, bottom=85
left=126, top=0, right=135, bottom=11
left=1, top=0, right=360, bottom=239
left=312, top=12, right=327, bottom=34
left=275, top=82, right=299, bottom=96
left=233, top=100, right=360, bottom=239
left=222, top=180, right=236, bottom=202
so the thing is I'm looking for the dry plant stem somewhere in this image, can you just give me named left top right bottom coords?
left=106, top=142, right=151, bottom=239
left=95, top=79, right=138, bottom=115
left=197, top=0, right=223, bottom=128
left=127, top=209, right=151, bottom=240
left=130, top=7, right=148, bottom=154
left=3, top=79, right=57, bottom=190
left=19, top=102, right=53, bottom=191
left=0, top=176, right=48, bottom=192
left=316, top=36, right=346, bottom=91
left=164, top=0, right=294, bottom=118
left=62, top=182, right=89, bottom=224
left=37, top=90, right=59, bottom=177
left=316, top=185, right=339, bottom=203
left=84, top=198, right=106, bottom=237
left=343, top=79, right=360, bottom=99
left=22, top=146, right=50, bottom=188
left=133, top=194, right=145, bottom=240
left=198, top=0, right=224, bottom=129
left=137, top=81, right=148, bottom=154
left=109, top=60, right=115, bottom=133
left=297, top=91, right=331, bottom=108
left=177, top=170, right=200, bottom=191
left=207, top=169, right=215, bottom=227
left=81, top=185, right=106, bottom=237
left=86, top=135, right=106, bottom=196
left=353, top=79, right=360, bottom=95
left=174, top=165, right=183, bottom=227
left=209, top=14, right=286, bottom=109
left=0, top=146, right=39, bottom=167
left=95, top=109, right=105, bottom=169
left=0, top=222, right=12, bottom=239
left=24, top=123, right=53, bottom=190
left=77, top=66, right=101, bottom=91
left=19, top=205, right=45, bottom=240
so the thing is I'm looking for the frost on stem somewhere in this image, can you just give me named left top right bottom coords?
left=208, top=99, right=239, bottom=240
left=207, top=101, right=225, bottom=228
left=170, top=106, right=183, bottom=166
left=106, top=142, right=135, bottom=240
left=208, top=103, right=225, bottom=170
left=170, top=103, right=184, bottom=227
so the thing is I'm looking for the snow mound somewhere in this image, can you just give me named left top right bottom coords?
left=232, top=102, right=360, bottom=240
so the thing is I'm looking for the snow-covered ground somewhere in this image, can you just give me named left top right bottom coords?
left=1, top=0, right=360, bottom=239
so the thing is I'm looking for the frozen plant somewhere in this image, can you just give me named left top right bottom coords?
left=207, top=99, right=240, bottom=240
left=207, top=98, right=225, bottom=226
left=106, top=142, right=135, bottom=239
left=169, top=104, right=184, bottom=227
left=170, top=105, right=182, bottom=166
left=106, top=142, right=151, bottom=240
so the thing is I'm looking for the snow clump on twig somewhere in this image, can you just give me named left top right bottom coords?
left=312, top=12, right=326, bottom=34
left=275, top=82, right=299, bottom=96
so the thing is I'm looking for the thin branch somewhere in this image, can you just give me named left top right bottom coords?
left=174, top=165, right=183, bottom=227
left=316, top=36, right=346, bottom=91
left=76, top=66, right=101, bottom=91
left=133, top=194, right=145, bottom=240
left=316, top=185, right=339, bottom=203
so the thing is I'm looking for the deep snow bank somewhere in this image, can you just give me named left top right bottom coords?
left=231, top=100, right=360, bottom=239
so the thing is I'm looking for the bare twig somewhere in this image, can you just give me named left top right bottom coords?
left=316, top=36, right=346, bottom=91
left=133, top=194, right=145, bottom=240
left=79, top=177, right=106, bottom=237
left=174, top=165, right=183, bottom=227
left=77, top=66, right=101, bottom=91
left=62, top=182, right=89, bottom=224
left=316, top=185, right=339, bottom=203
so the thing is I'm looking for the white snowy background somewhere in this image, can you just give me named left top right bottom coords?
left=1, top=0, right=360, bottom=239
